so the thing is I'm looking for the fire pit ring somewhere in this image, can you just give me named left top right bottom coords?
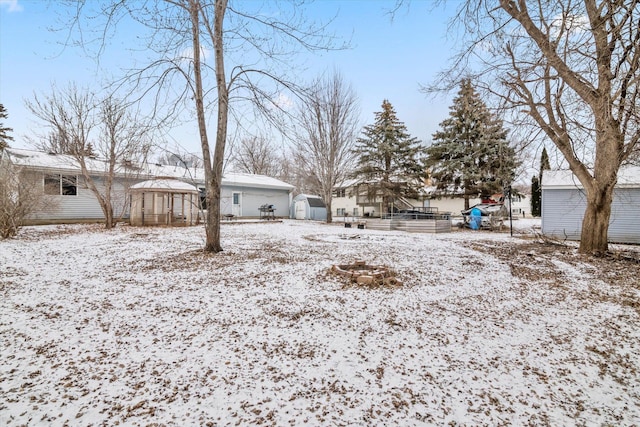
left=331, top=260, right=401, bottom=286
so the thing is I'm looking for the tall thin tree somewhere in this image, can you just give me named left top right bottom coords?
left=62, top=0, right=341, bottom=252
left=294, top=71, right=360, bottom=223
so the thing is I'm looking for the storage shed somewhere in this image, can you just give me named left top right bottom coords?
left=291, top=194, right=327, bottom=221
left=541, top=167, right=640, bottom=244
left=130, top=178, right=199, bottom=226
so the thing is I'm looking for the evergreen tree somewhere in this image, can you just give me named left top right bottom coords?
left=539, top=147, right=550, bottom=181
left=531, top=147, right=550, bottom=217
left=352, top=100, right=424, bottom=214
left=531, top=175, right=541, bottom=216
left=0, top=104, right=13, bottom=151
left=425, top=79, right=519, bottom=209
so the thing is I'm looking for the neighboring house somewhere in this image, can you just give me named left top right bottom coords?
left=542, top=167, right=640, bottom=244
left=332, top=178, right=527, bottom=220
left=510, top=192, right=531, bottom=218
left=332, top=179, right=368, bottom=217
left=332, top=179, right=424, bottom=218
left=291, top=194, right=327, bottom=221
left=422, top=189, right=481, bottom=216
left=1, top=148, right=294, bottom=224
left=424, top=187, right=531, bottom=218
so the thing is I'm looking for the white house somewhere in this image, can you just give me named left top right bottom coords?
left=1, top=148, right=294, bottom=224
left=332, top=179, right=426, bottom=218
left=542, top=167, right=640, bottom=244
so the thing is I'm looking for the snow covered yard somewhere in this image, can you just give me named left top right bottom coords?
left=1, top=219, right=639, bottom=426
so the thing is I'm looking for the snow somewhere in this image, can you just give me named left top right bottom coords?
left=543, top=166, right=640, bottom=188
left=1, top=219, right=639, bottom=425
left=4, top=148, right=294, bottom=190
left=130, top=179, right=199, bottom=193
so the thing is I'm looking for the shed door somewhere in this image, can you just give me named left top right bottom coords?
left=295, top=200, right=306, bottom=219
left=232, top=192, right=242, bottom=217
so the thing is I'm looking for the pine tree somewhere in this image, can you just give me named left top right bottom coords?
left=425, top=79, right=519, bottom=209
left=0, top=104, right=14, bottom=151
left=352, top=100, right=424, bottom=214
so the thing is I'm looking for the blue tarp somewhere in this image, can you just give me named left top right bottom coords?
left=469, top=208, right=482, bottom=230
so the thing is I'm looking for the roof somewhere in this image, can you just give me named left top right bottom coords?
left=335, top=178, right=361, bottom=189
left=542, top=166, right=640, bottom=189
left=294, top=194, right=326, bottom=208
left=220, top=172, right=294, bottom=191
left=293, top=194, right=327, bottom=208
left=130, top=178, right=199, bottom=193
left=3, top=148, right=294, bottom=191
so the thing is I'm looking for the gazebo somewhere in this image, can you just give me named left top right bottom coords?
left=130, top=178, right=200, bottom=226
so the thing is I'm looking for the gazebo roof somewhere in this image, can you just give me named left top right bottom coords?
left=130, top=178, right=199, bottom=193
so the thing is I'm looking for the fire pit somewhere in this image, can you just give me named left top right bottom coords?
left=331, top=260, right=401, bottom=286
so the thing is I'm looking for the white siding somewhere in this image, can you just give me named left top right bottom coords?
left=220, top=185, right=290, bottom=218
left=541, top=188, right=585, bottom=241
left=29, top=174, right=130, bottom=222
left=542, top=187, right=640, bottom=244
left=609, top=189, right=640, bottom=244
left=426, top=197, right=482, bottom=215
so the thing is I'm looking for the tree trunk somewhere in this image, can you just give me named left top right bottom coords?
left=104, top=205, right=114, bottom=229
left=578, top=176, right=615, bottom=255
left=205, top=175, right=223, bottom=252
left=188, top=0, right=225, bottom=253
left=201, top=0, right=228, bottom=253
left=325, top=197, right=333, bottom=223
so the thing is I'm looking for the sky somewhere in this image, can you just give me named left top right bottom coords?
left=1, top=0, right=458, bottom=157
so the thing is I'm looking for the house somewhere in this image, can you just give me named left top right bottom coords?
left=332, top=179, right=425, bottom=218
left=291, top=194, right=327, bottom=221
left=1, top=148, right=294, bottom=224
left=332, top=179, right=368, bottom=217
left=541, top=167, right=640, bottom=244
left=217, top=173, right=294, bottom=219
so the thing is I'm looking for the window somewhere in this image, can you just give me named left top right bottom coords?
left=44, top=174, right=77, bottom=196
left=336, top=208, right=346, bottom=216
left=352, top=208, right=359, bottom=216
left=334, top=188, right=346, bottom=198
left=233, top=193, right=240, bottom=204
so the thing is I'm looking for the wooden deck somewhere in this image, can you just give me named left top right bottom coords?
left=364, top=218, right=451, bottom=233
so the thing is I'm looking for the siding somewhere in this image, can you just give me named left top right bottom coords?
left=29, top=174, right=131, bottom=222
left=542, top=187, right=640, bottom=244
left=220, top=185, right=290, bottom=218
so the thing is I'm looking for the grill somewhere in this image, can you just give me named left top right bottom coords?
left=259, top=204, right=276, bottom=220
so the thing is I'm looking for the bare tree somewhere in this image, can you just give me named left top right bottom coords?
left=230, top=134, right=283, bottom=176
left=294, top=71, right=360, bottom=223
left=156, top=149, right=203, bottom=169
left=60, top=0, right=341, bottom=252
left=0, top=162, right=50, bottom=239
left=431, top=0, right=640, bottom=255
left=26, top=84, right=152, bottom=229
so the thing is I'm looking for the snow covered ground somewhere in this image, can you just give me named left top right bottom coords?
left=1, top=219, right=639, bottom=426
